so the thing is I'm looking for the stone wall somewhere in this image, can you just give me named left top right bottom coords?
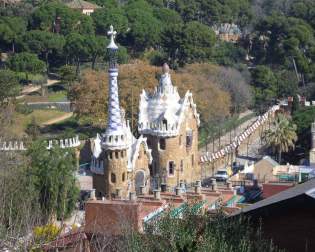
left=104, top=149, right=129, bottom=199
left=93, top=143, right=151, bottom=199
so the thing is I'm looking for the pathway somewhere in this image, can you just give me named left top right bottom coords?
left=42, top=112, right=73, bottom=126
left=16, top=79, right=60, bottom=99
left=200, top=110, right=257, bottom=155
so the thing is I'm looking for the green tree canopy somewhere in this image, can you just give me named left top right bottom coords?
left=183, top=21, right=217, bottom=57
left=86, top=35, right=107, bottom=69
left=0, top=16, right=27, bottom=52
left=30, top=2, right=94, bottom=36
left=23, top=30, right=65, bottom=73
left=153, top=7, right=183, bottom=26
left=92, top=6, right=128, bottom=37
left=175, top=0, right=252, bottom=27
left=26, top=141, right=79, bottom=221
left=263, top=113, right=297, bottom=163
left=252, top=14, right=315, bottom=77
left=292, top=106, right=315, bottom=151
left=125, top=0, right=162, bottom=52
left=8, top=52, right=46, bottom=80
left=64, top=33, right=90, bottom=75
left=251, top=65, right=277, bottom=112
left=0, top=70, right=20, bottom=105
left=162, top=21, right=216, bottom=66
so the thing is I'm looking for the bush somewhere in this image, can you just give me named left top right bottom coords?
left=33, top=224, right=60, bottom=245
left=145, top=50, right=168, bottom=66
left=126, top=207, right=280, bottom=252
left=15, top=103, right=33, bottom=115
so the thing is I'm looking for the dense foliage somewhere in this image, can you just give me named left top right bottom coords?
left=0, top=140, right=79, bottom=249
left=125, top=208, right=279, bottom=252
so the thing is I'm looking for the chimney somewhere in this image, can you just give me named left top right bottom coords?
left=90, top=189, right=96, bottom=200
left=116, top=188, right=122, bottom=199
left=161, top=183, right=167, bottom=192
left=226, top=180, right=233, bottom=190
left=194, top=180, right=201, bottom=194
left=139, top=185, right=145, bottom=195
left=153, top=189, right=161, bottom=200
left=129, top=192, right=137, bottom=202
left=175, top=187, right=182, bottom=196
left=211, top=178, right=217, bottom=191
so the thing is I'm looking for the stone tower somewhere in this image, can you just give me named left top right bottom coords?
left=310, top=121, right=315, bottom=166
left=101, top=25, right=129, bottom=198
left=138, top=64, right=201, bottom=189
left=91, top=26, right=152, bottom=198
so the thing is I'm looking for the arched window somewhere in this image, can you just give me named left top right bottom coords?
left=111, top=173, right=116, bottom=183
left=109, top=152, right=112, bottom=159
left=115, top=151, right=119, bottom=159
left=121, top=151, right=124, bottom=158
left=169, top=161, right=175, bottom=176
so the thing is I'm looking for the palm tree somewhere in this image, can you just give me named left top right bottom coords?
left=263, top=113, right=297, bottom=163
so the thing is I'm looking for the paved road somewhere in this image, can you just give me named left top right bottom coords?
left=42, top=112, right=73, bottom=126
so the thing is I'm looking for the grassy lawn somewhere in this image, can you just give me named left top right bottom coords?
left=48, top=90, right=67, bottom=102
left=9, top=109, right=70, bottom=137
left=20, top=85, right=68, bottom=103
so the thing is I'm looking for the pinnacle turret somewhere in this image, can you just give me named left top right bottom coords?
left=102, top=25, right=128, bottom=150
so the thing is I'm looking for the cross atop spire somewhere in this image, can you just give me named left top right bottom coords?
left=107, top=25, right=118, bottom=50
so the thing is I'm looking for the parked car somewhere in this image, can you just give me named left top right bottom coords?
left=214, top=170, right=229, bottom=181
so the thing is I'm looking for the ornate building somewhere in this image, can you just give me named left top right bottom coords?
left=91, top=26, right=201, bottom=199
left=138, top=63, right=201, bottom=189
left=91, top=26, right=152, bottom=199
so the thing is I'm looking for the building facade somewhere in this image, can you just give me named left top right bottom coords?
left=138, top=63, right=201, bottom=189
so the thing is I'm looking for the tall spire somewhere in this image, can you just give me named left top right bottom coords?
left=102, top=25, right=128, bottom=150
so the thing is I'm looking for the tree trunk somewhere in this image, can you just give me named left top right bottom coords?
left=12, top=41, right=15, bottom=54
left=45, top=51, right=49, bottom=75
left=92, top=55, right=97, bottom=70
left=76, top=59, right=80, bottom=77
left=278, top=150, right=282, bottom=164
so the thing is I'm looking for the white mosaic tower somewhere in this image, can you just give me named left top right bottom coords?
left=102, top=25, right=128, bottom=150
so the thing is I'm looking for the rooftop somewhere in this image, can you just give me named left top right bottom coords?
left=65, top=0, right=100, bottom=9
left=235, top=178, right=315, bottom=215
